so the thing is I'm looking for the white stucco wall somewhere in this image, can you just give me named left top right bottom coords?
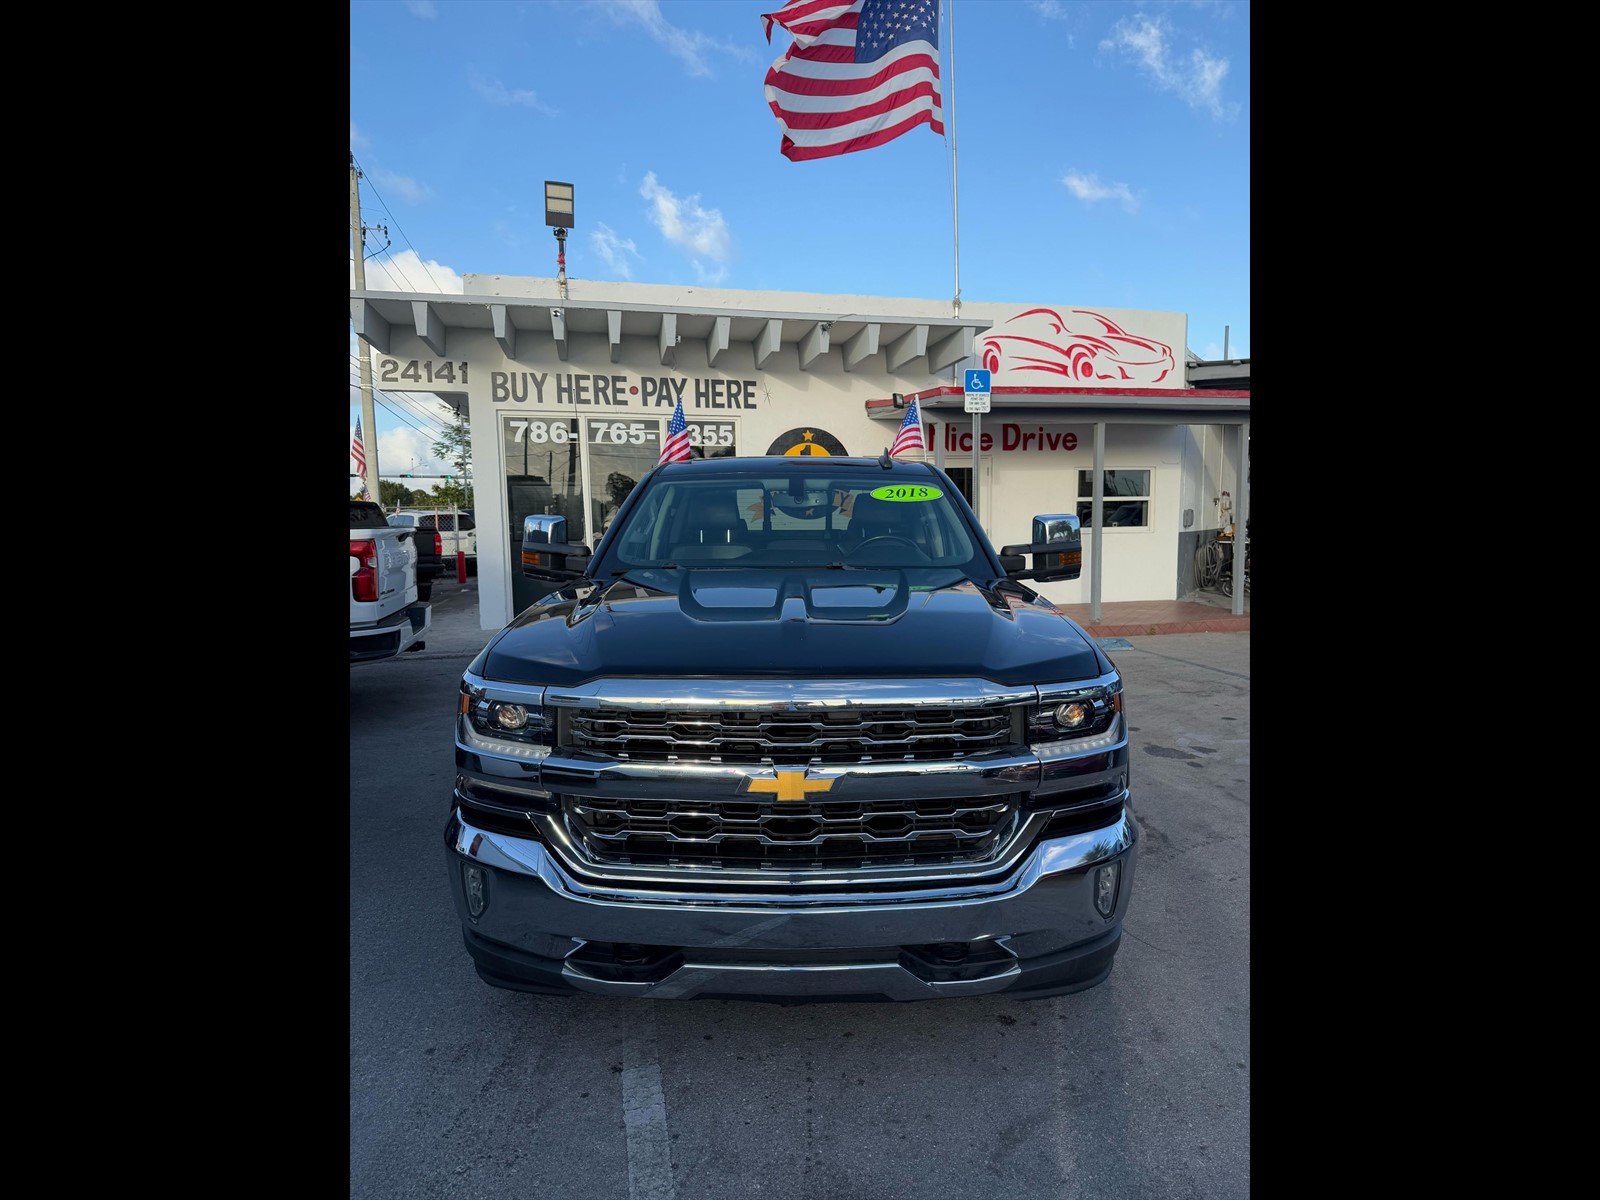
left=364, top=277, right=1229, bottom=631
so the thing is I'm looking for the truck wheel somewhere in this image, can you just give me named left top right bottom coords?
left=418, top=581, right=433, bottom=601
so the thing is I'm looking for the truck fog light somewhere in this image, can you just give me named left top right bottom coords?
left=1094, top=863, right=1119, bottom=918
left=464, top=865, right=489, bottom=917
left=491, top=703, right=529, bottom=731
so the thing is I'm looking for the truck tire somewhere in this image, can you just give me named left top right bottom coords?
left=418, top=581, right=433, bottom=601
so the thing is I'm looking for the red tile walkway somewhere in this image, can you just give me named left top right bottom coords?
left=1057, top=594, right=1250, bottom=638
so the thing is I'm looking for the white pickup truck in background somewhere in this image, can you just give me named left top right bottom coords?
left=390, top=507, right=477, bottom=572
left=350, top=499, right=432, bottom=664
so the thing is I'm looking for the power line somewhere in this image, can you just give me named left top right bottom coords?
left=347, top=357, right=457, bottom=431
left=356, top=386, right=455, bottom=437
left=350, top=152, right=447, bottom=293
left=353, top=389, right=455, bottom=443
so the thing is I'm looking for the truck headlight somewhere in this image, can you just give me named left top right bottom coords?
left=460, top=680, right=556, bottom=756
left=1029, top=679, right=1123, bottom=742
left=491, top=702, right=530, bottom=731
left=1053, top=700, right=1092, bottom=729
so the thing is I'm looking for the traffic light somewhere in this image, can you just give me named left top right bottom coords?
left=403, top=473, right=413, bottom=479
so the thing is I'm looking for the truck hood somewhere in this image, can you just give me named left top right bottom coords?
left=476, top=568, right=1109, bottom=687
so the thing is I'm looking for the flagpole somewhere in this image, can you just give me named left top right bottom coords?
left=947, top=0, right=960, bottom=319
left=351, top=153, right=382, bottom=505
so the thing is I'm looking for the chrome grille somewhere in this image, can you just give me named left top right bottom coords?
left=569, top=705, right=1013, bottom=763
left=562, top=795, right=1020, bottom=870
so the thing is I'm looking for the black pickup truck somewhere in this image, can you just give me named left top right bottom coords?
left=384, top=512, right=443, bottom=600
left=443, top=455, right=1134, bottom=1003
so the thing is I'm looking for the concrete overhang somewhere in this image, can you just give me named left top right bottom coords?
left=1184, top=359, right=1250, bottom=387
left=350, top=288, right=991, bottom=376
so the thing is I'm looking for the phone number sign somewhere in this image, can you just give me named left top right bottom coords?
left=505, top=417, right=736, bottom=450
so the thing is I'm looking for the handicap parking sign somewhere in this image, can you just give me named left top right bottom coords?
left=964, top=369, right=991, bottom=413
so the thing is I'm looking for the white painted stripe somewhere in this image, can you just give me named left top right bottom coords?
left=621, top=1008, right=676, bottom=1200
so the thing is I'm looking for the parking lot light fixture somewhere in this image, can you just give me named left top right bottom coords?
left=544, top=181, right=574, bottom=300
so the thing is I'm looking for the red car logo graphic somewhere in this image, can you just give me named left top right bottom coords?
left=978, top=308, right=1176, bottom=384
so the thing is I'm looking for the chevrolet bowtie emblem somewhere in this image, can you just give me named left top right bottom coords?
left=746, top=770, right=834, bottom=803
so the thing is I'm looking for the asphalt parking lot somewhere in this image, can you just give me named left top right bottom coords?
left=351, top=586, right=1250, bottom=1199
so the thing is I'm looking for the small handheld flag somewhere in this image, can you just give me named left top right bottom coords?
left=660, top=398, right=692, bottom=464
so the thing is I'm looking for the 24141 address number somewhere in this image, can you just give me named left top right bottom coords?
left=377, top=358, right=468, bottom=385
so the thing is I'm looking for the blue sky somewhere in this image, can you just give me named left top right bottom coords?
left=350, top=0, right=1249, bottom=482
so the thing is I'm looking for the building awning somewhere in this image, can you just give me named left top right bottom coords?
left=865, top=385, right=1250, bottom=424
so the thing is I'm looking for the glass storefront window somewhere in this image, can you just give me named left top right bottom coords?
left=503, top=412, right=741, bottom=613
left=1077, top=469, right=1151, bottom=528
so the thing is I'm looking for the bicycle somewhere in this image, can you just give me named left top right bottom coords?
left=1220, top=537, right=1250, bottom=596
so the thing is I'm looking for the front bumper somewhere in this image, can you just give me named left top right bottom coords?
left=442, top=809, right=1136, bottom=1002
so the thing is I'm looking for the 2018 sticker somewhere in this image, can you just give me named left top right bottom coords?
left=869, top=485, right=942, bottom=502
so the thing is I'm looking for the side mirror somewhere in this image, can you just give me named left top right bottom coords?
left=522, top=514, right=592, bottom=580
left=1000, top=513, right=1083, bottom=582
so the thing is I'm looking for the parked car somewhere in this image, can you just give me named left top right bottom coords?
left=391, top=508, right=477, bottom=573
left=386, top=513, right=443, bottom=600
left=350, top=500, right=430, bottom=664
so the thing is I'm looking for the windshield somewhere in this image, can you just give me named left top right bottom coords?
left=598, top=468, right=988, bottom=575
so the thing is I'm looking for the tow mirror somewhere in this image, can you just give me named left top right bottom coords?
left=522, top=514, right=592, bottom=580
left=1000, top=513, right=1083, bottom=582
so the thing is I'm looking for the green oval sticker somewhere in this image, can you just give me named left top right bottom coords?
left=869, top=484, right=943, bottom=502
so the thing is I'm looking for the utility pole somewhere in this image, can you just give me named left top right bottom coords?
left=350, top=153, right=383, bottom=505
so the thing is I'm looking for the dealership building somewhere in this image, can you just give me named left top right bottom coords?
left=350, top=274, right=1250, bottom=633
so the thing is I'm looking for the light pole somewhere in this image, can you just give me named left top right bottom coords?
left=544, top=180, right=574, bottom=301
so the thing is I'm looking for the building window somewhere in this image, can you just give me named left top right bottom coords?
left=946, top=466, right=974, bottom=510
left=1077, top=469, right=1151, bottom=528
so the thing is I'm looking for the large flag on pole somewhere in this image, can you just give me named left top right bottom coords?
left=889, top=398, right=924, bottom=458
left=351, top=415, right=371, bottom=498
left=762, top=0, right=943, bottom=162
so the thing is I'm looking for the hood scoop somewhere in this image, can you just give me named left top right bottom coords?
left=678, top=568, right=910, bottom=624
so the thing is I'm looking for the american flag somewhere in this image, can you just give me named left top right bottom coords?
left=659, top=398, right=692, bottom=465
left=351, top=415, right=370, bottom=498
left=762, top=0, right=942, bottom=162
left=889, top=397, right=924, bottom=458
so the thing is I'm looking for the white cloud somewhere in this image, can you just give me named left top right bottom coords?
left=404, top=1, right=437, bottom=18
left=640, top=172, right=733, bottom=278
left=595, top=0, right=756, bottom=78
left=1100, top=14, right=1236, bottom=120
left=351, top=248, right=466, bottom=294
left=1026, top=1, right=1077, bottom=47
left=1062, top=171, right=1138, bottom=213
left=349, top=243, right=465, bottom=489
left=368, top=166, right=433, bottom=206
left=690, top=260, right=728, bottom=286
left=590, top=223, right=643, bottom=280
left=468, top=70, right=558, bottom=115
left=348, top=348, right=463, bottom=483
